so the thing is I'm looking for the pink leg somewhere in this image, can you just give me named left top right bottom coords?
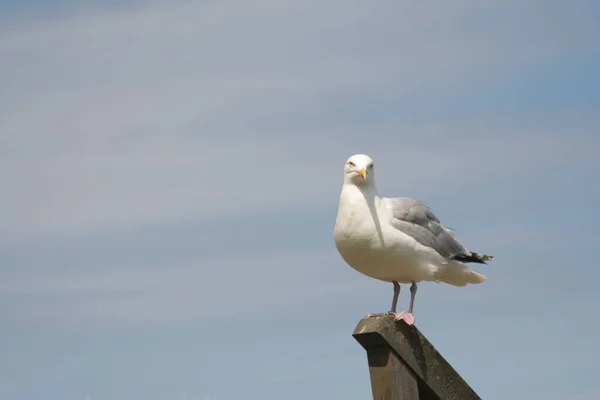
left=394, top=281, right=418, bottom=325
left=365, top=281, right=417, bottom=325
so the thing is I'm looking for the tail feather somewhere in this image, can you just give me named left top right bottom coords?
left=434, top=262, right=487, bottom=286
left=451, top=251, right=495, bottom=264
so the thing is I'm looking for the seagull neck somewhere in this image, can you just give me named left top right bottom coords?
left=344, top=182, right=379, bottom=198
left=361, top=183, right=379, bottom=198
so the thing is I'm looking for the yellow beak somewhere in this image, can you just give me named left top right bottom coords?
left=357, top=168, right=367, bottom=180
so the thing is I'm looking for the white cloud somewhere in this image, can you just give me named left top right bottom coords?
left=1, top=0, right=598, bottom=242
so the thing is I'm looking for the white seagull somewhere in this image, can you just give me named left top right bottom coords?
left=333, top=154, right=494, bottom=325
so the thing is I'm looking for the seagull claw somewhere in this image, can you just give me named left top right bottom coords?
left=388, top=311, right=415, bottom=326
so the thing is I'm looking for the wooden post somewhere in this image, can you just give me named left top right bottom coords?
left=353, top=316, right=481, bottom=400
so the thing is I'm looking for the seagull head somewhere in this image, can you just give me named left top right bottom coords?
left=343, top=154, right=375, bottom=186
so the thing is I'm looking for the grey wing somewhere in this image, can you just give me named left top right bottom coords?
left=385, top=197, right=470, bottom=260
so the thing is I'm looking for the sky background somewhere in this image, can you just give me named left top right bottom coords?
left=1, top=1, right=600, bottom=399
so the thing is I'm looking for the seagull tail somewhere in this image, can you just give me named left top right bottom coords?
left=434, top=262, right=487, bottom=286
left=451, top=252, right=495, bottom=264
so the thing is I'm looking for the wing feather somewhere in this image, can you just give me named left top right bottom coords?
left=385, top=197, right=470, bottom=260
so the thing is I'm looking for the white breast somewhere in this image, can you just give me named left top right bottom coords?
left=333, top=185, right=438, bottom=283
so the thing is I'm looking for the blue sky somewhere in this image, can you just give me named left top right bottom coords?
left=1, top=1, right=600, bottom=399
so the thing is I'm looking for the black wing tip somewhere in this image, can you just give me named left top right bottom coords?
left=451, top=252, right=495, bottom=264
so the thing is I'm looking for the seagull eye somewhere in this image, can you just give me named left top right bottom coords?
left=369, top=164, right=374, bottom=169
left=348, top=161, right=355, bottom=167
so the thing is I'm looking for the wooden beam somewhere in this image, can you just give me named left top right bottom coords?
left=353, top=316, right=481, bottom=400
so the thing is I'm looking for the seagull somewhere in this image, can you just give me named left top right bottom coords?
left=333, top=154, right=494, bottom=325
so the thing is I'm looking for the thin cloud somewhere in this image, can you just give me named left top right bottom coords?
left=1, top=249, right=367, bottom=324
left=1, top=0, right=599, bottom=329
left=2, top=0, right=599, bottom=241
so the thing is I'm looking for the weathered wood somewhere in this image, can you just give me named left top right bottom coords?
left=353, top=316, right=480, bottom=400
left=364, top=343, right=419, bottom=400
